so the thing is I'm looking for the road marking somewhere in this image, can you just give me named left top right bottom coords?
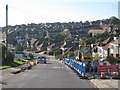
left=53, top=67, right=58, bottom=68
left=53, top=67, right=64, bottom=69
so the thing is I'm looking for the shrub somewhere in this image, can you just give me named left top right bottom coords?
left=28, top=53, right=34, bottom=59
left=63, top=52, right=69, bottom=58
left=15, top=44, right=24, bottom=51
left=5, top=51, right=14, bottom=61
left=0, top=44, right=6, bottom=63
left=68, top=51, right=74, bottom=57
left=106, top=56, right=120, bottom=64
left=34, top=50, right=40, bottom=53
left=93, top=53, right=101, bottom=61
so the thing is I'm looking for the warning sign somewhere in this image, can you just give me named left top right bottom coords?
left=98, top=65, right=108, bottom=72
left=109, top=65, right=119, bottom=72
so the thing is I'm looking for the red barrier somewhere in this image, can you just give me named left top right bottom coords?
left=98, top=65, right=108, bottom=72
left=109, top=65, right=119, bottom=72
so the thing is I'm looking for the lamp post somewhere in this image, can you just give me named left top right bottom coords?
left=6, top=4, right=8, bottom=51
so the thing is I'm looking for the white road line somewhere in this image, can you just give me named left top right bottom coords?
left=53, top=67, right=64, bottom=69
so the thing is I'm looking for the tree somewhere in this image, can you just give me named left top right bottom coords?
left=0, top=44, right=5, bottom=63
left=106, top=56, right=120, bottom=64
left=15, top=44, right=24, bottom=51
left=55, top=48, right=62, bottom=56
left=74, top=50, right=78, bottom=57
left=68, top=51, right=74, bottom=57
left=109, top=16, right=120, bottom=25
left=62, top=52, right=69, bottom=58
left=28, top=53, right=34, bottom=59
left=5, top=51, right=14, bottom=61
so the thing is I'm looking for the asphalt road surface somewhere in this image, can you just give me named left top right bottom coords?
left=2, top=55, right=97, bottom=88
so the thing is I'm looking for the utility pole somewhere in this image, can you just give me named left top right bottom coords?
left=6, top=4, right=8, bottom=51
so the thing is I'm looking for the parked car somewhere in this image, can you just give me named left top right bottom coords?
left=15, top=52, right=31, bottom=60
left=98, top=58, right=106, bottom=62
left=37, top=56, right=47, bottom=64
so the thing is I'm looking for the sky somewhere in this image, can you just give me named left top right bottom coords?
left=0, top=0, right=119, bottom=27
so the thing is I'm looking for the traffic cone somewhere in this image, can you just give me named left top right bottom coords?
left=112, top=72, right=118, bottom=79
left=100, top=72, right=106, bottom=79
left=19, top=66, right=25, bottom=72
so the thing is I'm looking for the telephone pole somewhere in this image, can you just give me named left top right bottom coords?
left=6, top=4, right=8, bottom=51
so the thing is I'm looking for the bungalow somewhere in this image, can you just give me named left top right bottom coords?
left=88, top=29, right=106, bottom=36
left=95, top=37, right=115, bottom=58
left=61, top=41, right=79, bottom=54
left=0, top=32, right=6, bottom=44
left=16, top=36, right=25, bottom=43
left=61, top=41, right=73, bottom=54
left=30, top=38, right=38, bottom=49
left=47, top=43, right=56, bottom=51
left=109, top=37, right=120, bottom=58
left=37, top=43, right=48, bottom=52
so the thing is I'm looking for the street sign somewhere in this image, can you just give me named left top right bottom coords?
left=109, top=65, right=119, bottom=72
left=98, top=65, right=108, bottom=72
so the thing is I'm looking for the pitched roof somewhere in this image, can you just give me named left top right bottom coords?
left=30, top=38, right=38, bottom=45
left=102, top=37, right=114, bottom=45
left=102, top=44, right=109, bottom=50
left=88, top=29, right=106, bottom=34
left=47, top=43, right=56, bottom=49
left=110, top=37, right=120, bottom=45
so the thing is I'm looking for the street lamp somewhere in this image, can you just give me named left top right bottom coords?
left=6, top=4, right=8, bottom=51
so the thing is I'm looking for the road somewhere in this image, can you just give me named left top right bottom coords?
left=2, top=54, right=97, bottom=88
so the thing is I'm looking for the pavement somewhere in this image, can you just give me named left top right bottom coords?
left=0, top=54, right=120, bottom=89
left=90, top=79, right=119, bottom=89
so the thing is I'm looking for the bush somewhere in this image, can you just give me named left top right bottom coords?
left=68, top=51, right=74, bottom=57
left=28, top=53, right=34, bottom=59
left=93, top=54, right=101, bottom=61
left=34, top=50, right=40, bottom=53
left=106, top=56, right=120, bottom=64
left=48, top=51, right=54, bottom=55
left=0, top=44, right=6, bottom=63
left=63, top=52, right=69, bottom=58
left=15, top=44, right=24, bottom=51
left=74, top=50, right=78, bottom=57
left=5, top=51, right=14, bottom=61
left=55, top=54, right=61, bottom=60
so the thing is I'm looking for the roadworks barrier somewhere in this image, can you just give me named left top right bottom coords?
left=19, top=66, right=26, bottom=72
left=64, top=57, right=88, bottom=78
left=31, top=62, right=37, bottom=66
left=89, top=62, right=120, bottom=79
left=64, top=57, right=120, bottom=79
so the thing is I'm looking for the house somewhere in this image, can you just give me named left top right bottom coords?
left=95, top=37, right=115, bottom=58
left=47, top=43, right=56, bottom=51
left=30, top=38, right=38, bottom=49
left=61, top=41, right=73, bottom=54
left=37, top=42, right=48, bottom=52
left=16, top=36, right=25, bottom=43
left=65, top=43, right=79, bottom=52
left=88, top=29, right=106, bottom=36
left=109, top=37, right=120, bottom=58
left=25, top=38, right=39, bottom=49
left=45, top=30, right=61, bottom=38
left=61, top=41, right=79, bottom=54
left=100, top=24, right=120, bottom=34
left=0, top=32, right=6, bottom=44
